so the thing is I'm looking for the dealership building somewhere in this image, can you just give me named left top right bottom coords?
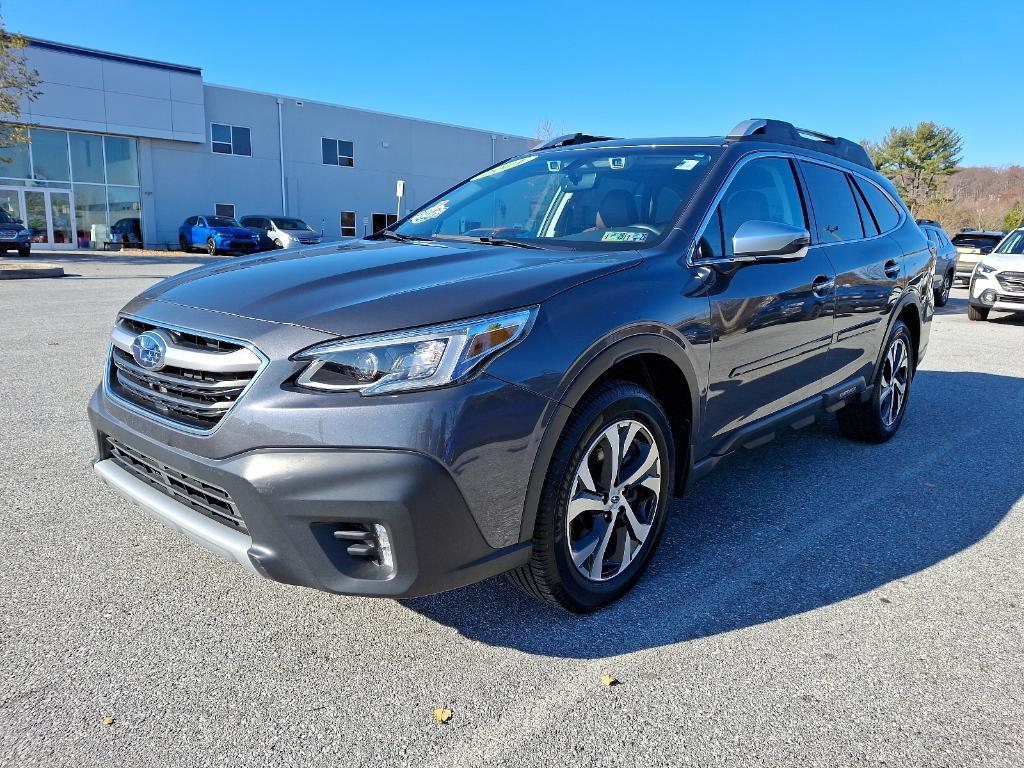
left=1, top=37, right=532, bottom=250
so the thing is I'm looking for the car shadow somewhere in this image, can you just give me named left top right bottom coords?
left=934, top=295, right=969, bottom=316
left=402, top=370, right=1022, bottom=658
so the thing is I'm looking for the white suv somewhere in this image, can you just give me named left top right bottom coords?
left=968, top=228, right=1024, bottom=321
left=240, top=215, right=322, bottom=250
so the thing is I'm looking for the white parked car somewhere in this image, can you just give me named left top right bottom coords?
left=968, top=228, right=1024, bottom=321
left=240, top=215, right=322, bottom=250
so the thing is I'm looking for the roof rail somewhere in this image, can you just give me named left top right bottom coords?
left=726, top=118, right=875, bottom=170
left=532, top=132, right=617, bottom=150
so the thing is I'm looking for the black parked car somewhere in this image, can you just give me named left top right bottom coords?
left=90, top=119, right=932, bottom=612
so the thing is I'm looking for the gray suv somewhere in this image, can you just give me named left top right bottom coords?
left=89, top=119, right=933, bottom=612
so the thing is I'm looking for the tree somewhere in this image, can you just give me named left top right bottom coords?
left=865, top=122, right=963, bottom=216
left=0, top=21, right=40, bottom=159
left=1004, top=201, right=1024, bottom=232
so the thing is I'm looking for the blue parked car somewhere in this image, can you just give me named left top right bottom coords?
left=178, top=215, right=261, bottom=256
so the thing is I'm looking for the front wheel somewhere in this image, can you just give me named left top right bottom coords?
left=838, top=321, right=913, bottom=443
left=934, top=273, right=952, bottom=307
left=967, top=305, right=989, bottom=321
left=206, top=238, right=218, bottom=256
left=508, top=381, right=674, bottom=612
left=17, top=246, right=29, bottom=258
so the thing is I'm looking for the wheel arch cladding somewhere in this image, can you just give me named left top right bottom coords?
left=896, top=303, right=921, bottom=369
left=518, top=334, right=699, bottom=542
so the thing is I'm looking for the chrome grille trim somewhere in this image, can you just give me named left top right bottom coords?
left=996, top=271, right=1024, bottom=293
left=104, top=315, right=268, bottom=435
left=104, top=436, right=246, bottom=531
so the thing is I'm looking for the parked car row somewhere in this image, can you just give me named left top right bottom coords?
left=178, top=214, right=323, bottom=256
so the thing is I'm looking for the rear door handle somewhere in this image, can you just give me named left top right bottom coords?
left=811, top=274, right=834, bottom=297
left=884, top=259, right=901, bottom=278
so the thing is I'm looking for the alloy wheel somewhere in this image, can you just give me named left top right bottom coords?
left=206, top=238, right=217, bottom=256
left=879, top=337, right=910, bottom=428
left=940, top=274, right=951, bottom=303
left=565, top=419, right=662, bottom=582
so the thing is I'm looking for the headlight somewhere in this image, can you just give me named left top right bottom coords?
left=294, top=308, right=537, bottom=395
left=975, top=262, right=998, bottom=275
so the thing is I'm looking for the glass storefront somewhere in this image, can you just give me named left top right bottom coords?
left=0, top=128, right=142, bottom=249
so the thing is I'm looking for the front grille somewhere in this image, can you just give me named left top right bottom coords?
left=998, top=294, right=1024, bottom=304
left=0, top=229, right=19, bottom=238
left=997, top=271, right=1024, bottom=293
left=105, top=436, right=246, bottom=531
left=107, top=317, right=264, bottom=431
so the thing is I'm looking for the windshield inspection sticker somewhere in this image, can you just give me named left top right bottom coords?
left=675, top=159, right=700, bottom=171
left=471, top=155, right=538, bottom=181
left=409, top=199, right=449, bottom=224
left=601, top=231, right=649, bottom=243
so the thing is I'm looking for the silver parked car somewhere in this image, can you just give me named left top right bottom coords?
left=916, top=219, right=957, bottom=306
left=240, top=215, right=322, bottom=250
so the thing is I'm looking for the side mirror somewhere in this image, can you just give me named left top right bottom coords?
left=15, top=218, right=23, bottom=225
left=732, top=220, right=810, bottom=261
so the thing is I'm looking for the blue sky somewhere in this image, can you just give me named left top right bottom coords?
left=6, top=0, right=1021, bottom=167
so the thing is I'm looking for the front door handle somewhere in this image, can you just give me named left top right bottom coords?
left=884, top=259, right=901, bottom=278
left=811, top=274, right=834, bottom=297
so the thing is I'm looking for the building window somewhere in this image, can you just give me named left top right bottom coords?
left=215, top=203, right=236, bottom=219
left=372, top=213, right=398, bottom=233
left=322, top=138, right=354, bottom=167
left=340, top=211, right=356, bottom=238
left=211, top=123, right=252, bottom=156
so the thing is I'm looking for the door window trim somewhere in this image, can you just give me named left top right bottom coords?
left=687, top=151, right=906, bottom=267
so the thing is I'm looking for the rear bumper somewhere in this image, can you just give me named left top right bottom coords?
left=88, top=396, right=531, bottom=598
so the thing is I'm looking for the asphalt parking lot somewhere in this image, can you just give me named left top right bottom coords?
left=1, top=256, right=1022, bottom=768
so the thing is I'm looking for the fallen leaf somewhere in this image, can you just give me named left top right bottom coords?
left=432, top=707, right=453, bottom=724
left=101, top=717, right=114, bottom=726
left=880, top=597, right=892, bottom=604
left=600, top=674, right=620, bottom=687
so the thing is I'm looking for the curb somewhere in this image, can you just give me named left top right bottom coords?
left=0, top=262, right=66, bottom=279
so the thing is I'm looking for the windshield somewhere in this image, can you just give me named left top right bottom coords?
left=393, top=147, right=720, bottom=249
left=274, top=218, right=311, bottom=230
left=207, top=216, right=241, bottom=228
left=995, top=230, right=1024, bottom=255
left=952, top=234, right=1002, bottom=250
left=0, top=209, right=15, bottom=224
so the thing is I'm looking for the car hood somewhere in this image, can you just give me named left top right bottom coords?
left=980, top=253, right=1024, bottom=271
left=282, top=228, right=319, bottom=238
left=213, top=227, right=257, bottom=237
left=141, top=240, right=641, bottom=336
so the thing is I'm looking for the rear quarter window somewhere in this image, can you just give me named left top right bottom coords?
left=853, top=178, right=901, bottom=233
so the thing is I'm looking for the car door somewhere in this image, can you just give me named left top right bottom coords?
left=194, top=217, right=208, bottom=247
left=700, top=155, right=837, bottom=443
left=801, top=163, right=906, bottom=389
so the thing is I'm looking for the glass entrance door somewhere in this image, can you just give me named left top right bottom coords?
left=6, top=187, right=76, bottom=249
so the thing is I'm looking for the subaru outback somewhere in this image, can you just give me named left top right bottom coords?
left=89, top=119, right=933, bottom=612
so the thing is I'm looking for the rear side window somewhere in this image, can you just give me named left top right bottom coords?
left=854, top=177, right=901, bottom=233
left=801, top=162, right=863, bottom=242
left=719, top=157, right=806, bottom=256
left=851, top=181, right=879, bottom=237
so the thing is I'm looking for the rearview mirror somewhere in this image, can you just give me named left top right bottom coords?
left=732, top=220, right=810, bottom=261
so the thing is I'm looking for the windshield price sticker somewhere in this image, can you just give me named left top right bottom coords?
left=675, top=159, right=700, bottom=171
left=601, top=231, right=649, bottom=243
left=409, top=199, right=449, bottom=224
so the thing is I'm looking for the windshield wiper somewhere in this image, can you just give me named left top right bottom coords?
left=432, top=234, right=549, bottom=250
left=375, top=230, right=433, bottom=243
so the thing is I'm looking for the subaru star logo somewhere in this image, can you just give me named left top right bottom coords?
left=131, top=331, right=167, bottom=371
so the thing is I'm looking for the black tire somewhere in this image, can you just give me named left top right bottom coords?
left=179, top=236, right=191, bottom=253
left=967, top=305, right=989, bottom=321
left=933, top=272, right=952, bottom=307
left=17, top=246, right=29, bottom=258
left=508, top=380, right=675, bottom=613
left=273, top=239, right=284, bottom=250
left=838, top=320, right=914, bottom=444
left=206, top=238, right=218, bottom=256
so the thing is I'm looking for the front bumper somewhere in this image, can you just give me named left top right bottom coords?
left=969, top=271, right=1024, bottom=312
left=88, top=395, right=532, bottom=598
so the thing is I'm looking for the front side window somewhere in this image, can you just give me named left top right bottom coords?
left=801, top=162, right=864, bottom=242
left=212, top=123, right=252, bottom=156
left=395, top=147, right=720, bottom=250
left=322, top=138, right=354, bottom=167
left=340, top=211, right=356, bottom=237
left=717, top=157, right=806, bottom=256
